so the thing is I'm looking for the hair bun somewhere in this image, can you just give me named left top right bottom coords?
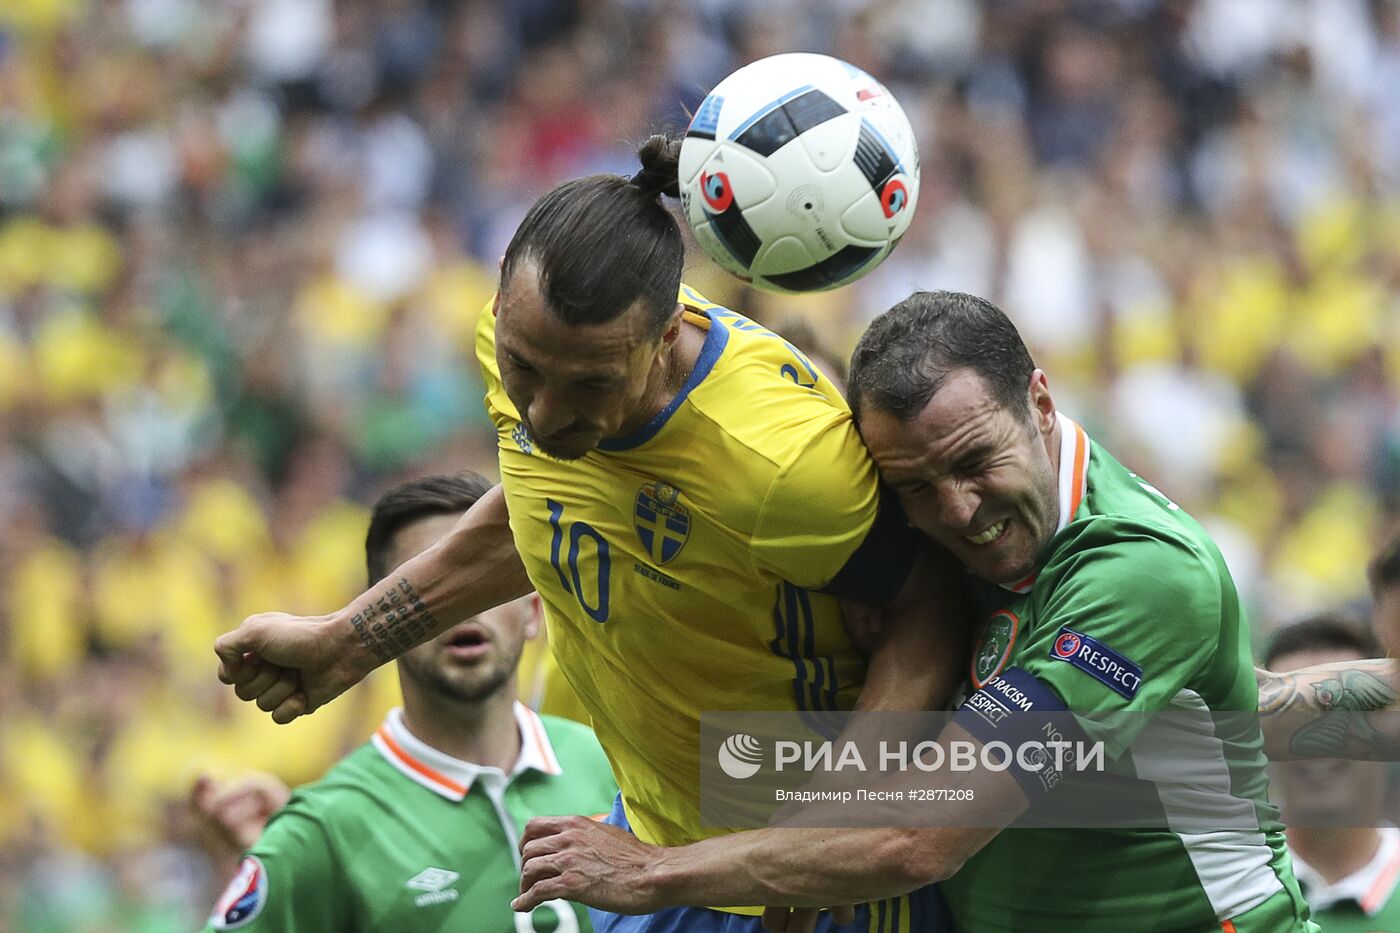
left=630, top=134, right=682, bottom=200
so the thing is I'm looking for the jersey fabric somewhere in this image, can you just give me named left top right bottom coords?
left=943, top=413, right=1316, bottom=932
left=203, top=704, right=617, bottom=933
left=1292, top=827, right=1400, bottom=932
left=477, top=285, right=912, bottom=854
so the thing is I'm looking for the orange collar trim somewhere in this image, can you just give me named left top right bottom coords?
left=371, top=704, right=562, bottom=802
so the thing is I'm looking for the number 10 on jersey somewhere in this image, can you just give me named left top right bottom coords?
left=546, top=499, right=611, bottom=623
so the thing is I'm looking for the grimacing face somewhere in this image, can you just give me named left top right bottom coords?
left=858, top=368, right=1060, bottom=586
left=387, top=513, right=539, bottom=703
left=494, top=260, right=678, bottom=461
left=1269, top=645, right=1386, bottom=825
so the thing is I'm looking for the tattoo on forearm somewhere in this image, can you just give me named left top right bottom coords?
left=1259, top=661, right=1400, bottom=759
left=1256, top=668, right=1300, bottom=714
left=349, top=610, right=391, bottom=663
left=1306, top=665, right=1398, bottom=713
left=348, top=577, right=439, bottom=663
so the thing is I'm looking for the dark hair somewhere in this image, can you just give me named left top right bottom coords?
left=365, top=473, right=493, bottom=586
left=499, top=134, right=683, bottom=335
left=1370, top=526, right=1400, bottom=595
left=1263, top=612, right=1381, bottom=669
left=847, top=291, right=1036, bottom=423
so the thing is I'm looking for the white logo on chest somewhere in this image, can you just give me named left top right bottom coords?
left=407, top=867, right=460, bottom=907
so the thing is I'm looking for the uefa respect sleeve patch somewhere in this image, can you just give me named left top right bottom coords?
left=210, top=856, right=267, bottom=930
left=1048, top=626, right=1143, bottom=699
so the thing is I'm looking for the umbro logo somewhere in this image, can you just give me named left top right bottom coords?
left=407, top=867, right=460, bottom=907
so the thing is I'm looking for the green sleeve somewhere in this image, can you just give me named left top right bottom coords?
left=1018, top=522, right=1224, bottom=756
left=203, top=805, right=350, bottom=933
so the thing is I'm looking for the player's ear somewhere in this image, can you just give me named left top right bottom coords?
left=523, top=594, right=543, bottom=641
left=661, top=302, right=685, bottom=345
left=1028, top=369, right=1055, bottom=435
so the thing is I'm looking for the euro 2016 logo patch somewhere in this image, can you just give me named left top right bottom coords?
left=971, top=609, right=1019, bottom=689
left=699, top=171, right=734, bottom=212
left=880, top=178, right=909, bottom=218
left=1049, top=625, right=1143, bottom=700
left=634, top=481, right=689, bottom=565
left=210, top=856, right=267, bottom=930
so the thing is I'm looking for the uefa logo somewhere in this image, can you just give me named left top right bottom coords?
left=718, top=733, right=764, bottom=779
left=1053, top=632, right=1082, bottom=659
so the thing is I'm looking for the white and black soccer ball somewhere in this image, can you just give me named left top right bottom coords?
left=678, top=53, right=920, bottom=294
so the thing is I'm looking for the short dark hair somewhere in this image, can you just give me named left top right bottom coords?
left=847, top=291, right=1036, bottom=423
left=1370, top=526, right=1400, bottom=595
left=365, top=473, right=493, bottom=586
left=500, top=134, right=683, bottom=336
left=1263, top=612, right=1381, bottom=669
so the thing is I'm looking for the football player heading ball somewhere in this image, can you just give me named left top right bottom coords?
left=217, top=110, right=966, bottom=931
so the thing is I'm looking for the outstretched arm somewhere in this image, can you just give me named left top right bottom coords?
left=1257, top=660, right=1400, bottom=760
left=215, top=484, right=531, bottom=722
left=514, top=723, right=1023, bottom=915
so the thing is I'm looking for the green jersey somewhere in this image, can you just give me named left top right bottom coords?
left=205, top=704, right=617, bottom=933
left=944, top=414, right=1315, bottom=932
left=1292, top=828, right=1400, bottom=932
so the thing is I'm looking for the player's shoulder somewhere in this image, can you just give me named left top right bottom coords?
left=266, top=742, right=391, bottom=831
left=538, top=711, right=600, bottom=748
left=1075, top=437, right=1220, bottom=551
left=1045, top=506, right=1225, bottom=602
left=679, top=287, right=860, bottom=464
left=537, top=713, right=614, bottom=777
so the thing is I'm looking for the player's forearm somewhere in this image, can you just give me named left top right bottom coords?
left=333, top=484, right=532, bottom=664
left=645, top=827, right=942, bottom=908
left=1258, top=660, right=1400, bottom=760
left=648, top=732, right=1009, bottom=908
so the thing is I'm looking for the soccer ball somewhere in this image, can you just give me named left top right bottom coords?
left=679, top=53, right=920, bottom=294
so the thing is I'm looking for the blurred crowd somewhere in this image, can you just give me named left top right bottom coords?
left=3, top=0, right=1400, bottom=927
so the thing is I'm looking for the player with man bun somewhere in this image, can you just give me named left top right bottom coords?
left=216, top=136, right=963, bottom=932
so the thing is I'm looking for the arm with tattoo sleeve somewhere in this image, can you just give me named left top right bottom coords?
left=1257, top=659, right=1400, bottom=760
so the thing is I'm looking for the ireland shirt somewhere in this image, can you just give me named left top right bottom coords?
left=1292, top=827, right=1400, bottom=932
left=205, top=704, right=618, bottom=933
left=944, top=414, right=1315, bottom=932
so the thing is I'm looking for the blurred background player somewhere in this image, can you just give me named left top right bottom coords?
left=1267, top=614, right=1400, bottom=933
left=1369, top=529, right=1400, bottom=657
left=199, top=473, right=616, bottom=932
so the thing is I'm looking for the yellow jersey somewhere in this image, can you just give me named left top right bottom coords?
left=477, top=285, right=907, bottom=849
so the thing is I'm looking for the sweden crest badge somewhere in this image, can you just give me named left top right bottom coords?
left=634, top=481, right=690, bottom=565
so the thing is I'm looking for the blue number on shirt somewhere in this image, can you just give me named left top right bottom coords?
left=710, top=308, right=820, bottom=387
left=546, top=499, right=612, bottom=623
left=780, top=342, right=820, bottom=388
